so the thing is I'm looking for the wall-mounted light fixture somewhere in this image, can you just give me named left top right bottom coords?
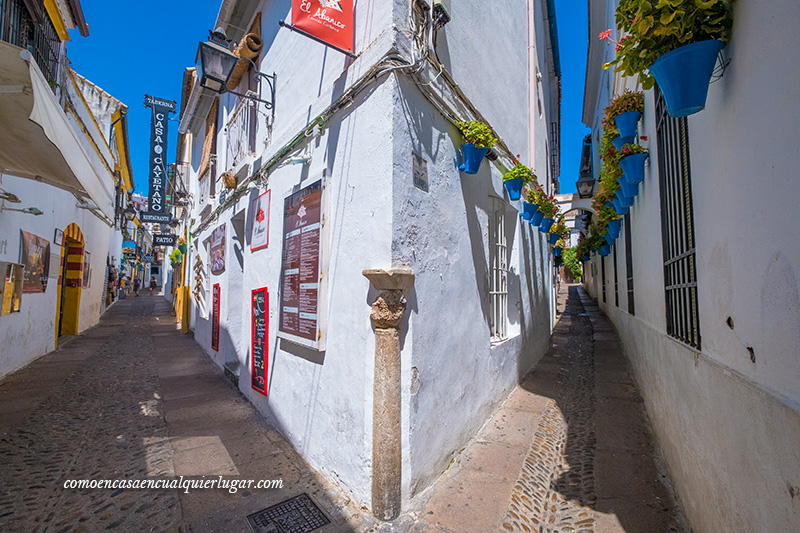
left=2, top=206, right=43, bottom=216
left=0, top=190, right=21, bottom=203
left=196, top=29, right=276, bottom=109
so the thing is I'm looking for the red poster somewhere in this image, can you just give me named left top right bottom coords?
left=212, top=284, right=220, bottom=351
left=292, top=0, right=354, bottom=53
left=251, top=287, right=268, bottom=395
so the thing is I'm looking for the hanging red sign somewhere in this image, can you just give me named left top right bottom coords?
left=292, top=0, right=354, bottom=53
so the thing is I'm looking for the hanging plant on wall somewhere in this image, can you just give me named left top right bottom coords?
left=456, top=120, right=497, bottom=174
left=603, top=91, right=644, bottom=144
left=503, top=158, right=536, bottom=201
left=601, top=0, right=735, bottom=117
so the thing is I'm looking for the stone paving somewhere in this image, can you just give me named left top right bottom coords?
left=0, top=284, right=690, bottom=533
left=387, top=284, right=690, bottom=533
left=0, top=294, right=373, bottom=533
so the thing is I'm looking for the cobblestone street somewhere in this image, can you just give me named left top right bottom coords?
left=388, top=284, right=690, bottom=533
left=0, top=294, right=372, bottom=533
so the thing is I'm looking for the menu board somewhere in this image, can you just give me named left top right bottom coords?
left=20, top=230, right=50, bottom=293
left=211, top=283, right=220, bottom=351
left=251, top=287, right=268, bottom=395
left=279, top=180, right=322, bottom=345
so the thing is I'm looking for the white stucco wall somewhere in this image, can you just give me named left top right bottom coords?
left=583, top=0, right=800, bottom=530
left=179, top=0, right=559, bottom=510
left=0, top=174, right=115, bottom=378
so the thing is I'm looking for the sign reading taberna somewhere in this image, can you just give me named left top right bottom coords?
left=291, top=0, right=354, bottom=53
left=142, top=95, right=177, bottom=224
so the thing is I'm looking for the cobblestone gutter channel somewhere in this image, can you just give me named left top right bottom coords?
left=0, top=299, right=181, bottom=532
left=502, top=285, right=598, bottom=532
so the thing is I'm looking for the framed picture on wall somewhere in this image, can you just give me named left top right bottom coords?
left=249, top=189, right=271, bottom=252
left=82, top=251, right=91, bottom=288
left=54, top=229, right=64, bottom=247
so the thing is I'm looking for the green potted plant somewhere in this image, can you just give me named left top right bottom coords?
left=456, top=120, right=497, bottom=174
left=530, top=186, right=558, bottom=234
left=525, top=188, right=544, bottom=226
left=604, top=91, right=644, bottom=143
left=503, top=159, right=535, bottom=201
left=618, top=143, right=648, bottom=186
left=601, top=0, right=734, bottom=117
left=169, top=248, right=183, bottom=267
left=548, top=221, right=568, bottom=245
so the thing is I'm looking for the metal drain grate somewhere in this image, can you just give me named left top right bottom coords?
left=246, top=493, right=332, bottom=533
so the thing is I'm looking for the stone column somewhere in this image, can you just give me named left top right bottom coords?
left=363, top=267, right=414, bottom=522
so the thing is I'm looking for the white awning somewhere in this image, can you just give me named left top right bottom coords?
left=0, top=41, right=115, bottom=219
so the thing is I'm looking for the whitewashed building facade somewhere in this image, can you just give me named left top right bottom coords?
left=582, top=0, right=800, bottom=531
left=173, top=0, right=562, bottom=516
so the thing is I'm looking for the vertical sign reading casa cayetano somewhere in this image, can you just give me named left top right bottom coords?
left=279, top=180, right=322, bottom=345
left=251, top=287, right=268, bottom=395
left=292, top=0, right=354, bottom=53
left=142, top=95, right=177, bottom=223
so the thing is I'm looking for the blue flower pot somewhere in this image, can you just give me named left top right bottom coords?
left=611, top=197, right=628, bottom=216
left=605, top=233, right=616, bottom=246
left=504, top=178, right=525, bottom=201
left=600, top=245, right=611, bottom=257
left=522, top=202, right=538, bottom=221
left=614, top=111, right=641, bottom=140
left=531, top=210, right=545, bottom=227
left=459, top=144, right=489, bottom=174
left=619, top=153, right=648, bottom=185
left=539, top=217, right=554, bottom=233
left=608, top=218, right=622, bottom=237
left=604, top=201, right=614, bottom=209
left=554, top=247, right=561, bottom=257
left=620, top=193, right=635, bottom=208
left=582, top=255, right=590, bottom=262
left=548, top=233, right=559, bottom=245
left=649, top=40, right=725, bottom=118
left=619, top=178, right=639, bottom=199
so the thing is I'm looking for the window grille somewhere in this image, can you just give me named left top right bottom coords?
left=601, top=256, right=606, bottom=303
left=1, top=0, right=60, bottom=86
left=624, top=213, right=635, bottom=315
left=655, top=87, right=700, bottom=349
left=489, top=199, right=508, bottom=340
left=613, top=245, right=619, bottom=307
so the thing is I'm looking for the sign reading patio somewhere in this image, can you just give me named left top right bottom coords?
left=141, top=95, right=177, bottom=224
left=251, top=286, right=268, bottom=395
left=279, top=180, right=323, bottom=348
left=289, top=0, right=354, bottom=54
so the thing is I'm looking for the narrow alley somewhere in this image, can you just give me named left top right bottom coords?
left=1, top=287, right=687, bottom=533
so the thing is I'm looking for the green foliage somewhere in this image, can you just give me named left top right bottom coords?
left=549, top=221, right=569, bottom=237
left=605, top=0, right=735, bottom=88
left=618, top=143, right=648, bottom=156
left=456, top=120, right=498, bottom=149
left=603, top=91, right=644, bottom=124
left=169, top=249, right=183, bottom=266
left=563, top=248, right=582, bottom=281
left=528, top=186, right=558, bottom=219
left=503, top=163, right=536, bottom=183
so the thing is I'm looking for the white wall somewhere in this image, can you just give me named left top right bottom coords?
left=584, top=0, right=800, bottom=530
left=0, top=174, right=114, bottom=378
left=180, top=0, right=558, bottom=510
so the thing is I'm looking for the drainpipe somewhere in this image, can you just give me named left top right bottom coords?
left=363, top=267, right=415, bottom=521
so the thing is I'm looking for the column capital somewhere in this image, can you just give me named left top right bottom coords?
left=362, top=267, right=415, bottom=291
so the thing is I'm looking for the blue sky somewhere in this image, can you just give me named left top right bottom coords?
left=67, top=0, right=222, bottom=194
left=66, top=0, right=588, bottom=195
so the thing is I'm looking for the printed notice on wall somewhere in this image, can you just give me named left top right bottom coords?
left=279, top=180, right=322, bottom=347
left=251, top=287, right=268, bottom=395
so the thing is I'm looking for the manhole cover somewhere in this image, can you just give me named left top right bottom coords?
left=246, top=493, right=331, bottom=533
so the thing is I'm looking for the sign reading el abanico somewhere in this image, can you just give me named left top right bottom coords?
left=292, top=0, right=354, bottom=53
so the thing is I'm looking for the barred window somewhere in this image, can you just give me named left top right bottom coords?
left=624, top=214, right=635, bottom=315
left=655, top=87, right=700, bottom=349
left=489, top=199, right=508, bottom=340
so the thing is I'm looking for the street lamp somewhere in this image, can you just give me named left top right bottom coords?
left=576, top=174, right=595, bottom=199
left=123, top=203, right=136, bottom=222
left=197, top=29, right=239, bottom=93
left=196, top=29, right=276, bottom=109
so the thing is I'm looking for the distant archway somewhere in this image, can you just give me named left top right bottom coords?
left=55, top=223, right=85, bottom=344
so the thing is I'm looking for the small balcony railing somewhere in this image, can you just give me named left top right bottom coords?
left=224, top=96, right=257, bottom=169
left=1, top=0, right=61, bottom=90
